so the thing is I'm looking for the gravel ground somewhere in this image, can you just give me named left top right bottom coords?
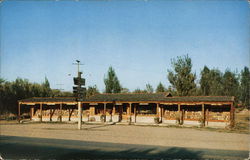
left=0, top=123, right=249, bottom=151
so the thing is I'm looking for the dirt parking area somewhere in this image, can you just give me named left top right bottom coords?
left=0, top=122, right=249, bottom=151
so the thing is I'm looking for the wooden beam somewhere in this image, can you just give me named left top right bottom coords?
left=59, top=103, right=62, bottom=122
left=40, top=103, right=42, bottom=122
left=112, top=103, right=116, bottom=115
left=206, top=108, right=209, bottom=126
left=50, top=108, right=56, bottom=121
left=89, top=103, right=98, bottom=105
left=18, top=102, right=21, bottom=123
left=230, top=102, right=235, bottom=128
left=69, top=109, right=74, bottom=121
left=181, top=109, right=184, bottom=125
left=178, top=103, right=181, bottom=125
left=30, top=107, right=34, bottom=120
left=156, top=103, right=159, bottom=117
left=160, top=105, right=163, bottom=123
left=201, top=103, right=205, bottom=127
left=129, top=103, right=132, bottom=123
left=50, top=108, right=52, bottom=121
left=134, top=104, right=136, bottom=123
left=104, top=103, right=106, bottom=122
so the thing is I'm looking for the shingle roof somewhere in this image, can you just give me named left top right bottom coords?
left=19, top=93, right=234, bottom=103
left=85, top=93, right=233, bottom=102
left=19, top=97, right=76, bottom=103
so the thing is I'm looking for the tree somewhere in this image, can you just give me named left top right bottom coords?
left=200, top=66, right=210, bottom=95
left=104, top=66, right=122, bottom=93
left=42, top=76, right=51, bottom=97
left=146, top=83, right=154, bottom=93
left=240, top=67, right=250, bottom=107
left=208, top=69, right=223, bottom=96
left=133, top=88, right=147, bottom=93
left=121, top=88, right=130, bottom=93
left=0, top=77, right=69, bottom=115
left=86, top=85, right=99, bottom=98
left=167, top=55, right=196, bottom=96
left=156, top=82, right=165, bottom=93
left=222, top=70, right=239, bottom=98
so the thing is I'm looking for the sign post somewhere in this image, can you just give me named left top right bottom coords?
left=78, top=101, right=82, bottom=130
left=73, top=60, right=86, bottom=130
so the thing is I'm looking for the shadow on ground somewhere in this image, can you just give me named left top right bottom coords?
left=0, top=136, right=248, bottom=160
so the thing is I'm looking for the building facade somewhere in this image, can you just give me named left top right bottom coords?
left=18, top=93, right=235, bottom=128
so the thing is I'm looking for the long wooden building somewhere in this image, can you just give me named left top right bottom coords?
left=18, top=93, right=235, bottom=128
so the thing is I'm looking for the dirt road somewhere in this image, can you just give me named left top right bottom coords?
left=1, top=123, right=249, bottom=151
left=0, top=123, right=250, bottom=158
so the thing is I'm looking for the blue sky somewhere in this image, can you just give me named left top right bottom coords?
left=1, top=0, right=249, bottom=92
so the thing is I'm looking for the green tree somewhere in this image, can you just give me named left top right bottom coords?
left=42, top=76, right=51, bottom=97
left=240, top=67, right=250, bottom=107
left=200, top=66, right=210, bottom=95
left=0, top=77, right=56, bottom=115
left=208, top=69, right=223, bottom=95
left=146, top=83, right=154, bottom=93
left=133, top=88, right=147, bottom=93
left=104, top=66, right=122, bottom=93
left=222, top=70, right=239, bottom=98
left=167, top=55, right=196, bottom=96
left=156, top=82, right=165, bottom=93
left=121, top=88, right=130, bottom=93
left=86, top=85, right=99, bottom=98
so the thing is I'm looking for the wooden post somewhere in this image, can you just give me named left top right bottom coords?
left=178, top=103, right=181, bottom=125
left=160, top=105, right=163, bottom=123
left=112, top=103, right=116, bottom=115
left=126, top=104, right=130, bottom=116
left=230, top=102, right=235, bottom=128
left=156, top=103, right=159, bottom=117
left=18, top=102, right=21, bottom=123
left=104, top=103, right=106, bottom=122
left=181, top=109, right=184, bottom=125
left=129, top=103, right=132, bottom=123
left=134, top=104, right=136, bottom=123
left=40, top=103, right=42, bottom=122
left=78, top=102, right=82, bottom=130
left=50, top=108, right=52, bottom=121
left=59, top=103, right=62, bottom=122
left=206, top=108, right=209, bottom=126
left=30, top=107, right=34, bottom=120
left=201, top=103, right=205, bottom=127
left=68, top=109, right=71, bottom=121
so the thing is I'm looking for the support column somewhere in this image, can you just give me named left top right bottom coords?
left=178, top=103, right=181, bottom=125
left=30, top=107, right=32, bottom=120
left=160, top=105, right=163, bottom=123
left=134, top=104, right=136, bottom=123
left=18, top=102, right=21, bottom=123
left=156, top=103, right=160, bottom=124
left=68, top=109, right=71, bottom=121
left=111, top=103, right=114, bottom=122
left=129, top=103, right=132, bottom=123
left=201, top=103, right=205, bottom=127
left=156, top=103, right=159, bottom=117
left=50, top=108, right=52, bottom=121
left=40, top=103, right=42, bottom=122
left=59, top=103, right=62, bottom=122
left=206, top=108, right=209, bottom=126
left=104, top=103, right=106, bottom=122
left=112, top=103, right=116, bottom=115
left=78, top=102, right=82, bottom=130
left=181, top=109, right=184, bottom=125
left=230, top=102, right=235, bottom=128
